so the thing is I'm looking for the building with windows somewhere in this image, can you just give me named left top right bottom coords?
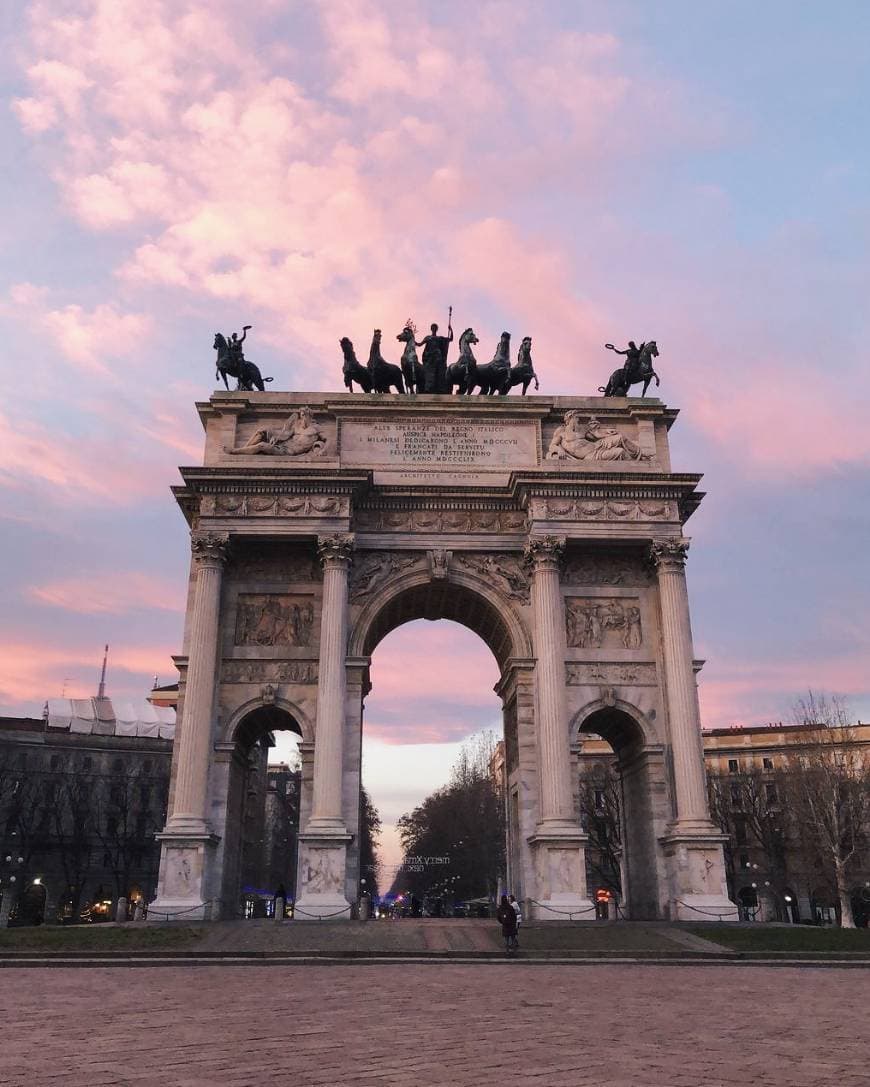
left=494, top=719, right=869, bottom=924
left=0, top=697, right=174, bottom=925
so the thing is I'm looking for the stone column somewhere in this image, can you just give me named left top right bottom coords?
left=651, top=537, right=738, bottom=921
left=524, top=536, right=594, bottom=921
left=525, top=536, right=574, bottom=827
left=649, top=538, right=711, bottom=829
left=309, top=534, right=353, bottom=831
left=150, top=532, right=228, bottom=921
left=166, top=532, right=230, bottom=835
left=295, top=534, right=353, bottom=920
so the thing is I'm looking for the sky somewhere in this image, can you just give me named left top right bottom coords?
left=2, top=2, right=869, bottom=868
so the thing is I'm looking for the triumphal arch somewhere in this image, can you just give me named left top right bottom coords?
left=151, top=390, right=737, bottom=922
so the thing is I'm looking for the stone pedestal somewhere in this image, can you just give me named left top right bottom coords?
left=149, top=834, right=219, bottom=921
left=661, top=833, right=738, bottom=921
left=294, top=835, right=352, bottom=920
left=525, top=537, right=595, bottom=921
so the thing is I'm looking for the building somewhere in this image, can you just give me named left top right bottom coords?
left=703, top=722, right=870, bottom=926
left=493, top=719, right=870, bottom=924
left=0, top=696, right=174, bottom=925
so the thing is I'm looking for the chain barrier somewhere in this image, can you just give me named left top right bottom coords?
left=143, top=898, right=222, bottom=922
left=527, top=898, right=597, bottom=920
left=675, top=899, right=738, bottom=920
left=291, top=904, right=353, bottom=920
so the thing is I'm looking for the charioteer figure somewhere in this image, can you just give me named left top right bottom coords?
left=417, top=308, right=454, bottom=394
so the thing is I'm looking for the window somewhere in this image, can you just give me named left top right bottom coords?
left=728, top=758, right=739, bottom=773
left=594, top=788, right=606, bottom=811
left=50, top=754, right=61, bottom=771
left=139, top=785, right=152, bottom=807
left=16, top=753, right=27, bottom=769
left=730, top=784, right=742, bottom=806
left=739, top=853, right=750, bottom=869
left=143, top=760, right=153, bottom=774
left=734, top=819, right=747, bottom=845
left=106, top=816, right=118, bottom=836
left=112, top=758, right=124, bottom=774
left=765, top=783, right=778, bottom=804
left=762, top=757, right=773, bottom=771
left=82, top=756, right=92, bottom=772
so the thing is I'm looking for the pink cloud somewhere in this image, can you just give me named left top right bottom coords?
left=29, top=572, right=184, bottom=616
left=0, top=639, right=176, bottom=706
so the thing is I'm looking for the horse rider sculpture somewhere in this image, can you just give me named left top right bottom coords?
left=600, top=340, right=660, bottom=397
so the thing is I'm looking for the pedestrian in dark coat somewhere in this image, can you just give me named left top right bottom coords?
left=497, top=894, right=519, bottom=953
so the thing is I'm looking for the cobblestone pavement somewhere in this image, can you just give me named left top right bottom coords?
left=2, top=964, right=867, bottom=1086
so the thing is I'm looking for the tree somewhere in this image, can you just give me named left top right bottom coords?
left=50, top=774, right=95, bottom=920
left=782, top=693, right=870, bottom=928
left=577, top=762, right=622, bottom=897
left=358, top=786, right=382, bottom=900
left=95, top=763, right=163, bottom=902
left=396, top=731, right=504, bottom=904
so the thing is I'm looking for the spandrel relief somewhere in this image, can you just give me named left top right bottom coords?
left=457, top=553, right=530, bottom=604
left=566, top=597, right=643, bottom=650
left=350, top=552, right=423, bottom=601
left=234, top=594, right=315, bottom=647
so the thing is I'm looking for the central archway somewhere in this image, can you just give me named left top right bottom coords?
left=341, top=565, right=535, bottom=908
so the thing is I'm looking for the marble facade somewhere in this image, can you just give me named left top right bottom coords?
left=150, top=392, right=737, bottom=922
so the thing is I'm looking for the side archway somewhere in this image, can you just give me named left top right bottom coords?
left=214, top=700, right=306, bottom=918
left=572, top=700, right=668, bottom=920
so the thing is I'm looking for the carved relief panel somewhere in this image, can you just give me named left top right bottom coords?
left=234, top=594, right=315, bottom=647
left=456, top=553, right=530, bottom=604
left=354, top=507, right=527, bottom=533
left=565, top=597, right=643, bottom=650
left=562, top=552, right=651, bottom=588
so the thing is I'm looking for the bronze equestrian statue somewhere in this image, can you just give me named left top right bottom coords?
left=214, top=326, right=273, bottom=391
left=600, top=341, right=660, bottom=397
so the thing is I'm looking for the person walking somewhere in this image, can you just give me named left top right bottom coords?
left=497, top=894, right=519, bottom=954
left=509, top=894, right=522, bottom=932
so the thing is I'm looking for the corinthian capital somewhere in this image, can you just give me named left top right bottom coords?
left=523, top=535, right=566, bottom=573
left=317, top=533, right=355, bottom=569
left=191, top=531, right=230, bottom=567
left=649, top=537, right=690, bottom=572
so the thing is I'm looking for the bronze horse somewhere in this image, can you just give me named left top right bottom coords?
left=467, top=331, right=511, bottom=395
left=340, top=337, right=373, bottom=392
left=600, top=341, right=660, bottom=397
left=367, top=329, right=405, bottom=393
left=504, top=336, right=539, bottom=395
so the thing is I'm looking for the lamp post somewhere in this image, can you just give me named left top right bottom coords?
left=0, top=853, right=25, bottom=928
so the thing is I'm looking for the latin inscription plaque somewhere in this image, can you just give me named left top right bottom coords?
left=340, top=418, right=538, bottom=467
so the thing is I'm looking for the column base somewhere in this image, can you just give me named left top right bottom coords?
left=660, top=829, right=738, bottom=923
left=293, top=830, right=352, bottom=921
left=528, top=829, right=596, bottom=922
left=149, top=832, right=220, bottom=921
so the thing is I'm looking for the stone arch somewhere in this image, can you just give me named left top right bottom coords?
left=570, top=698, right=658, bottom=753
left=349, top=566, right=532, bottom=669
left=571, top=699, right=667, bottom=920
left=222, top=695, right=313, bottom=747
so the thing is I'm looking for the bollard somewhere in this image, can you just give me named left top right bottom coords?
left=274, top=897, right=285, bottom=921
left=115, top=897, right=128, bottom=924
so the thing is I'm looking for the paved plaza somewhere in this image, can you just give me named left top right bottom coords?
left=2, top=963, right=867, bottom=1086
